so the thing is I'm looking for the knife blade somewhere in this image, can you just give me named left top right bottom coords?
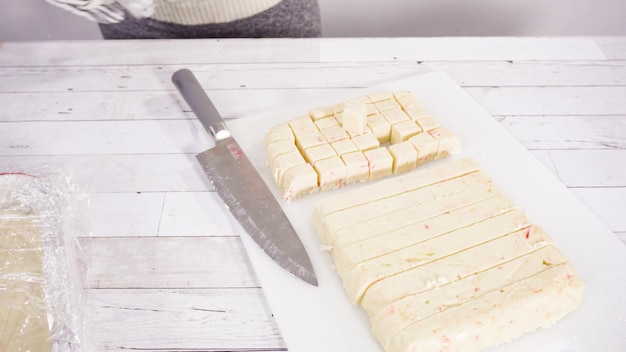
left=171, top=68, right=318, bottom=286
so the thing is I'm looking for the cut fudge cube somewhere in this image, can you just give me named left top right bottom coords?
left=265, top=123, right=294, bottom=145
left=341, top=151, right=370, bottom=183
left=303, top=143, right=337, bottom=164
left=415, top=116, right=440, bottom=131
left=382, top=108, right=410, bottom=125
left=367, top=91, right=394, bottom=103
left=308, top=106, right=333, bottom=120
left=342, top=101, right=368, bottom=136
left=404, top=105, right=430, bottom=120
left=392, top=90, right=411, bottom=99
left=388, top=141, right=418, bottom=174
left=375, top=99, right=401, bottom=112
left=364, top=147, right=393, bottom=180
left=281, top=163, right=319, bottom=201
left=321, top=125, right=350, bottom=143
left=295, top=130, right=327, bottom=151
left=366, top=113, right=392, bottom=143
left=288, top=116, right=318, bottom=135
left=331, top=139, right=359, bottom=156
left=390, top=119, right=423, bottom=144
left=315, top=116, right=339, bottom=130
left=266, top=139, right=299, bottom=165
left=271, top=151, right=305, bottom=185
left=396, top=95, right=421, bottom=109
left=351, top=133, right=380, bottom=151
left=408, top=132, right=439, bottom=165
left=429, top=127, right=461, bottom=159
left=313, top=156, right=347, bottom=191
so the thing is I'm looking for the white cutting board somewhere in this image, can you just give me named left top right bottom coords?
left=226, top=71, right=626, bottom=352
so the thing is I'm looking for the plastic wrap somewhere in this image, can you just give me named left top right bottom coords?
left=0, top=171, right=91, bottom=352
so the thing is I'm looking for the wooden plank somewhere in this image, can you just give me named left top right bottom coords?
left=498, top=115, right=626, bottom=149
left=319, top=37, right=607, bottom=62
left=2, top=61, right=624, bottom=95
left=0, top=38, right=606, bottom=67
left=466, top=86, right=626, bottom=115
left=0, top=154, right=210, bottom=192
left=88, top=288, right=285, bottom=351
left=85, top=192, right=165, bottom=237
left=570, top=187, right=626, bottom=233
left=0, top=120, right=212, bottom=156
left=158, top=191, right=237, bottom=237
left=596, top=36, right=626, bottom=59
left=550, top=149, right=626, bottom=187
left=0, top=39, right=321, bottom=66
left=79, top=236, right=259, bottom=289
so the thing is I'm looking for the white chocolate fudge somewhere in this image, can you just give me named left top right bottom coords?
left=341, top=151, right=369, bottom=183
left=372, top=240, right=566, bottom=348
left=403, top=105, right=430, bottom=120
left=313, top=156, right=347, bottom=191
left=368, top=91, right=394, bottom=102
left=366, top=113, right=391, bottom=143
left=311, top=157, right=583, bottom=352
left=375, top=99, right=401, bottom=112
left=265, top=123, right=294, bottom=145
left=313, top=157, right=480, bottom=228
left=265, top=91, right=461, bottom=200
left=303, top=143, right=337, bottom=164
left=331, top=193, right=514, bottom=276
left=364, top=147, right=393, bottom=180
left=408, top=132, right=439, bottom=165
left=415, top=116, right=439, bottom=131
left=320, top=125, right=350, bottom=143
left=295, top=130, right=327, bottom=151
left=387, top=141, right=417, bottom=174
left=387, top=262, right=583, bottom=352
left=308, top=106, right=333, bottom=120
left=429, top=127, right=461, bottom=158
left=390, top=120, right=422, bottom=144
left=351, top=133, right=380, bottom=151
left=271, top=151, right=305, bottom=185
left=382, top=108, right=410, bottom=125
left=331, top=139, right=358, bottom=156
left=266, top=139, right=299, bottom=165
left=288, top=116, right=318, bottom=135
left=314, top=116, right=339, bottom=130
left=281, top=163, right=318, bottom=201
left=342, top=101, right=368, bottom=136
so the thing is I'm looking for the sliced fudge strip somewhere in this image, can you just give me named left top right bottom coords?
left=332, top=193, right=515, bottom=276
left=318, top=170, right=496, bottom=246
left=312, top=157, right=480, bottom=229
left=372, top=242, right=567, bottom=348
left=385, top=261, right=583, bottom=352
left=341, top=210, right=531, bottom=305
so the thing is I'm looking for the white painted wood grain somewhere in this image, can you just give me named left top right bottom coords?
left=499, top=115, right=626, bottom=149
left=0, top=154, right=210, bottom=192
left=80, top=236, right=259, bottom=289
left=466, top=86, right=626, bottom=115
left=85, top=192, right=165, bottom=237
left=88, top=288, right=285, bottom=351
left=0, top=38, right=608, bottom=67
left=319, top=37, right=606, bottom=62
left=158, top=191, right=236, bottom=237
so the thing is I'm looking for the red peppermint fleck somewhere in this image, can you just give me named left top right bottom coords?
left=525, top=228, right=531, bottom=239
left=424, top=224, right=430, bottom=229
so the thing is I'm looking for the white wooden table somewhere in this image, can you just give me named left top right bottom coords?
left=1, top=37, right=625, bottom=351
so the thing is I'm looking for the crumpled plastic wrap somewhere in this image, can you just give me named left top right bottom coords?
left=0, top=171, right=91, bottom=352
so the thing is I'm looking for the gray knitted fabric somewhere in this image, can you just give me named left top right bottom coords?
left=98, top=0, right=321, bottom=38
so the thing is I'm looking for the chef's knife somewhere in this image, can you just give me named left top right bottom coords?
left=172, top=68, right=318, bottom=286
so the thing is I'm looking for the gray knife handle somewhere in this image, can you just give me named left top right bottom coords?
left=172, top=68, right=231, bottom=141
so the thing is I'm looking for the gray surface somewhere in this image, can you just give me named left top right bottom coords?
left=2, top=0, right=626, bottom=41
